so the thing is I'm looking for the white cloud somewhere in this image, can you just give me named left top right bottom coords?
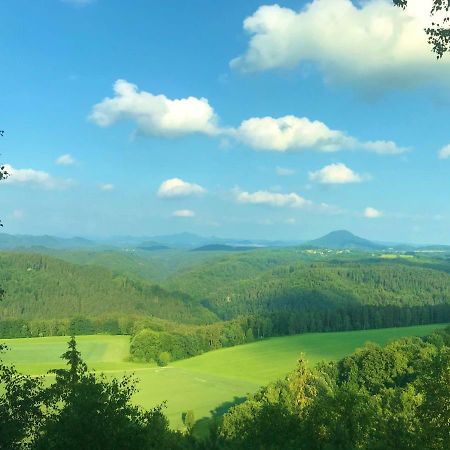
left=276, top=166, right=296, bottom=176
left=99, top=183, right=114, bottom=191
left=157, top=178, right=206, bottom=199
left=56, top=154, right=75, bottom=166
left=231, top=0, right=450, bottom=92
left=364, top=207, right=383, bottom=218
left=309, top=163, right=363, bottom=184
left=90, top=81, right=405, bottom=155
left=172, top=209, right=195, bottom=218
left=232, top=115, right=405, bottom=154
left=3, top=164, right=73, bottom=190
left=235, top=188, right=311, bottom=209
left=438, top=144, right=450, bottom=159
left=90, top=79, right=219, bottom=137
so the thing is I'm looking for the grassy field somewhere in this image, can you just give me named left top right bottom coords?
left=1, top=324, right=447, bottom=429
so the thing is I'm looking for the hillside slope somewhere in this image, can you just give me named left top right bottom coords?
left=167, top=258, right=450, bottom=320
left=0, top=253, right=216, bottom=324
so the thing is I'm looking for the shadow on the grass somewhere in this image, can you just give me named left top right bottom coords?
left=190, top=395, right=247, bottom=439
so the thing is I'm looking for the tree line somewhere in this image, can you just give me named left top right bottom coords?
left=129, top=304, right=450, bottom=366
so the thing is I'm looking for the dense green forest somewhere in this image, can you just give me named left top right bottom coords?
left=1, top=250, right=450, bottom=364
left=183, top=262, right=450, bottom=319
left=2, top=326, right=449, bottom=449
left=0, top=253, right=216, bottom=328
left=216, top=325, right=450, bottom=450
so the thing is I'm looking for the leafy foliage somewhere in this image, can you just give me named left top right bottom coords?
left=0, top=344, right=44, bottom=449
left=218, top=326, right=450, bottom=449
left=0, top=337, right=193, bottom=450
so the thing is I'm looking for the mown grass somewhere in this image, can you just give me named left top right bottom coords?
left=1, top=323, right=446, bottom=429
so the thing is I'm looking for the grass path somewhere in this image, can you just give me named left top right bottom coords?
left=1, top=324, right=447, bottom=429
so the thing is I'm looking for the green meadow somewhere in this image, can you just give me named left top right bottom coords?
left=1, top=323, right=446, bottom=429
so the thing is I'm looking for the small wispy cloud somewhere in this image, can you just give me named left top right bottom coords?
left=56, top=154, right=75, bottom=166
left=276, top=166, right=295, bottom=176
left=3, top=164, right=73, bottom=190
left=234, top=188, right=311, bottom=209
left=438, top=144, right=450, bottom=160
left=173, top=209, right=195, bottom=218
left=99, top=183, right=114, bottom=191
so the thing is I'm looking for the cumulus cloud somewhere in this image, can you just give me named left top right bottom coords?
left=172, top=209, right=195, bottom=218
left=99, top=183, right=114, bottom=191
left=157, top=178, right=206, bottom=199
left=231, top=0, right=450, bottom=91
left=438, top=144, right=450, bottom=159
left=364, top=206, right=383, bottom=218
left=309, top=163, right=363, bottom=184
left=90, top=81, right=405, bottom=154
left=276, top=166, right=296, bottom=176
left=90, top=80, right=219, bottom=137
left=235, top=188, right=311, bottom=209
left=3, top=165, right=73, bottom=190
left=56, top=154, right=75, bottom=166
left=232, top=115, right=405, bottom=154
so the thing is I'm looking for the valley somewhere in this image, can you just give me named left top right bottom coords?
left=1, top=324, right=446, bottom=429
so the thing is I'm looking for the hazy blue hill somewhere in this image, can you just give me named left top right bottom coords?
left=416, top=245, right=450, bottom=252
left=192, top=244, right=258, bottom=252
left=308, top=230, right=384, bottom=250
left=137, top=241, right=171, bottom=251
left=0, top=233, right=96, bottom=250
left=146, top=232, right=217, bottom=249
left=106, top=233, right=302, bottom=249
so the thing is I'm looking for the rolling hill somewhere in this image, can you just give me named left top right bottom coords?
left=0, top=253, right=216, bottom=324
left=0, top=233, right=97, bottom=250
left=192, top=244, right=258, bottom=252
left=165, top=255, right=450, bottom=320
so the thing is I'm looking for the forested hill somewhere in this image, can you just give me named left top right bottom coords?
left=1, top=250, right=450, bottom=341
left=0, top=253, right=217, bottom=324
left=166, top=258, right=450, bottom=320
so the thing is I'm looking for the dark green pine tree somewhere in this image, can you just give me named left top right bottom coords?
left=34, top=337, right=189, bottom=450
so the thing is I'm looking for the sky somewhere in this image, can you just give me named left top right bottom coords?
left=1, top=0, right=450, bottom=243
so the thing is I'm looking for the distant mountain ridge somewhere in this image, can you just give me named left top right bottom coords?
left=0, top=233, right=96, bottom=250
left=307, top=230, right=384, bottom=251
left=192, top=244, right=258, bottom=252
left=1, top=231, right=449, bottom=252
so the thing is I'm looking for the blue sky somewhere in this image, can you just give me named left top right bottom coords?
left=1, top=0, right=449, bottom=243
